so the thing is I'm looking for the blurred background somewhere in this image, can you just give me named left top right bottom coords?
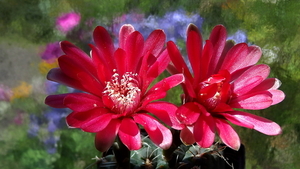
left=0, top=0, right=299, bottom=168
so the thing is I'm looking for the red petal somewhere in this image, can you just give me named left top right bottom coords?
left=95, top=119, right=121, bottom=152
left=81, top=113, right=113, bottom=132
left=66, top=108, right=110, bottom=128
left=146, top=49, right=170, bottom=87
left=199, top=40, right=213, bottom=81
left=142, top=102, right=184, bottom=130
left=250, top=78, right=281, bottom=92
left=229, top=45, right=262, bottom=78
left=230, top=91, right=273, bottom=110
left=76, top=71, right=103, bottom=96
left=93, top=26, right=115, bottom=69
left=225, top=111, right=282, bottom=135
left=124, top=31, right=144, bottom=72
left=45, top=94, right=68, bottom=108
left=57, top=54, right=95, bottom=78
left=60, top=41, right=90, bottom=60
left=64, top=93, right=104, bottom=112
left=167, top=41, right=194, bottom=83
left=233, top=76, right=263, bottom=96
left=89, top=44, right=112, bottom=82
left=114, top=48, right=127, bottom=76
left=119, top=24, right=135, bottom=49
left=143, top=29, right=166, bottom=56
left=221, top=112, right=254, bottom=129
left=219, top=43, right=248, bottom=73
left=208, top=25, right=227, bottom=75
left=143, top=74, right=184, bottom=105
left=47, top=68, right=85, bottom=91
left=180, top=126, right=196, bottom=145
left=118, top=118, right=141, bottom=150
left=133, top=113, right=158, bottom=131
left=193, top=112, right=215, bottom=148
left=233, top=64, right=271, bottom=95
left=215, top=118, right=241, bottom=150
left=187, top=24, right=202, bottom=83
left=269, top=90, right=285, bottom=105
left=176, top=102, right=201, bottom=125
left=138, top=115, right=172, bottom=150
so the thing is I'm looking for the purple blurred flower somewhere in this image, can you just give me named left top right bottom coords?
left=44, top=108, right=69, bottom=133
left=56, top=12, right=81, bottom=34
left=158, top=9, right=203, bottom=42
left=112, top=9, right=203, bottom=43
left=44, top=134, right=59, bottom=154
left=28, top=114, right=42, bottom=137
left=40, top=42, right=63, bottom=63
left=44, top=80, right=60, bottom=95
left=0, top=84, right=12, bottom=102
left=227, top=30, right=248, bottom=44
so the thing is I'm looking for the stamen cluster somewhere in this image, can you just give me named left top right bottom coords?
left=103, top=71, right=141, bottom=113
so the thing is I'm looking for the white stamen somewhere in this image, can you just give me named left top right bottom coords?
left=103, top=72, right=141, bottom=113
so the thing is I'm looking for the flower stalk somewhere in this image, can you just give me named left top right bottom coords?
left=113, top=137, right=131, bottom=169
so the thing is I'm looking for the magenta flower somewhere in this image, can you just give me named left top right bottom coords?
left=0, top=84, right=12, bottom=102
left=45, top=24, right=184, bottom=151
left=40, top=42, right=63, bottom=63
left=167, top=24, right=285, bottom=150
left=56, top=12, right=81, bottom=34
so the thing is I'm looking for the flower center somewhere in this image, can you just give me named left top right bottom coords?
left=103, top=71, right=141, bottom=114
left=197, top=70, right=231, bottom=112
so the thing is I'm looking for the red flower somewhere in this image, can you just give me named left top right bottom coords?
left=45, top=24, right=184, bottom=151
left=167, top=24, right=285, bottom=150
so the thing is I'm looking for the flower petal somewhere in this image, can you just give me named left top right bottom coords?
left=66, top=108, right=110, bottom=128
left=118, top=118, right=141, bottom=150
left=64, top=93, right=104, bottom=112
left=133, top=113, right=158, bottom=131
left=269, top=90, right=285, bottom=105
left=80, top=112, right=113, bottom=132
left=142, top=102, right=184, bottom=130
left=143, top=74, right=184, bottom=105
left=208, top=25, right=227, bottom=74
left=58, top=54, right=96, bottom=81
left=180, top=126, right=196, bottom=145
left=60, top=41, right=90, bottom=60
left=95, top=119, right=121, bottom=152
left=167, top=41, right=194, bottom=82
left=143, top=29, right=166, bottom=56
left=250, top=78, right=282, bottom=92
left=93, top=26, right=115, bottom=69
left=225, top=111, right=282, bottom=135
left=219, top=43, right=248, bottom=73
left=230, top=91, right=273, bottom=110
left=233, top=64, right=270, bottom=95
left=146, top=49, right=170, bottom=87
left=114, top=48, right=127, bottom=76
left=187, top=24, right=202, bottom=83
left=215, top=118, right=240, bottom=150
left=119, top=24, right=135, bottom=49
left=176, top=102, right=201, bottom=125
left=139, top=116, right=172, bottom=150
left=124, top=31, right=144, bottom=72
left=45, top=94, right=68, bottom=108
left=89, top=44, right=112, bottom=81
left=199, top=40, right=213, bottom=81
left=47, top=68, right=85, bottom=91
left=193, top=112, right=215, bottom=148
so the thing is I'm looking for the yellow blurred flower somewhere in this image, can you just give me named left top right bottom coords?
left=38, top=60, right=59, bottom=75
left=11, top=81, right=32, bottom=100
